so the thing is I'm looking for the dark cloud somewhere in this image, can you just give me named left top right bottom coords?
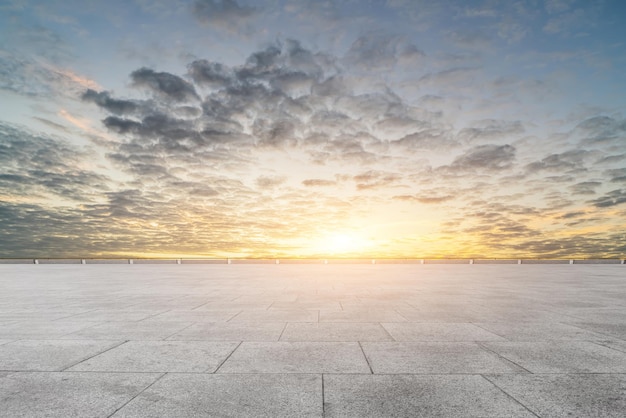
left=0, top=122, right=109, bottom=201
left=344, top=33, right=424, bottom=70
left=569, top=181, right=601, bottom=195
left=588, top=189, right=626, bottom=208
left=353, top=170, right=402, bottom=190
left=81, top=89, right=139, bottom=115
left=605, top=168, right=626, bottom=183
left=576, top=116, right=626, bottom=144
left=192, top=0, right=258, bottom=32
left=525, top=149, right=591, bottom=173
left=393, top=194, right=453, bottom=204
left=187, top=59, right=233, bottom=88
left=256, top=175, right=286, bottom=189
left=457, top=120, right=524, bottom=144
left=131, top=68, right=199, bottom=102
left=302, top=179, right=336, bottom=187
left=447, top=144, right=516, bottom=172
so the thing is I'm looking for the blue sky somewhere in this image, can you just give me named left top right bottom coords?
left=0, top=0, right=625, bottom=258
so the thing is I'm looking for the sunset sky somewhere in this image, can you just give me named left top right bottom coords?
left=1, top=0, right=625, bottom=258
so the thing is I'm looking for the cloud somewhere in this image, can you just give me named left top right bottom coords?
left=192, top=0, right=258, bottom=33
left=393, top=194, right=453, bottom=204
left=302, top=179, right=337, bottom=187
left=131, top=68, right=200, bottom=102
left=353, top=170, right=402, bottom=190
left=0, top=122, right=109, bottom=202
left=446, top=144, right=516, bottom=172
left=589, top=189, right=626, bottom=208
left=569, top=181, right=601, bottom=195
left=81, top=89, right=140, bottom=115
left=343, top=33, right=424, bottom=70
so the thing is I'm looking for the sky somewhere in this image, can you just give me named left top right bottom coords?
left=0, top=0, right=625, bottom=259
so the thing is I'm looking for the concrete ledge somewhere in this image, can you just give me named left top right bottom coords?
left=37, top=259, right=82, bottom=264
left=131, top=259, right=178, bottom=264
left=474, top=259, right=519, bottom=264
left=277, top=259, right=325, bottom=264
left=85, top=259, right=131, bottom=264
left=375, top=259, right=424, bottom=264
left=230, top=259, right=276, bottom=264
left=0, top=259, right=34, bottom=264
left=181, top=259, right=228, bottom=264
left=521, top=259, right=570, bottom=264
left=424, top=259, right=470, bottom=264
left=573, top=259, right=622, bottom=264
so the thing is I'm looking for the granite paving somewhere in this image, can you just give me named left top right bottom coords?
left=0, top=263, right=625, bottom=417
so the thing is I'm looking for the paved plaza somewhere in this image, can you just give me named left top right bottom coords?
left=0, top=263, right=625, bottom=417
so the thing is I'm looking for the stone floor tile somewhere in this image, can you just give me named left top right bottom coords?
left=60, top=321, right=192, bottom=340
left=231, top=309, right=319, bottom=322
left=361, top=342, right=526, bottom=374
left=280, top=322, right=393, bottom=342
left=0, top=320, right=101, bottom=339
left=217, top=342, right=371, bottom=373
left=68, top=340, right=239, bottom=372
left=486, top=374, right=626, bottom=418
left=324, top=374, right=535, bottom=417
left=319, top=309, right=407, bottom=323
left=382, top=323, right=505, bottom=341
left=474, top=321, right=611, bottom=341
left=482, top=340, right=626, bottom=373
left=112, top=373, right=322, bottom=417
left=0, top=339, right=123, bottom=371
left=166, top=322, right=285, bottom=341
left=0, top=371, right=161, bottom=418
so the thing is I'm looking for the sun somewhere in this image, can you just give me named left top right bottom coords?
left=312, top=232, right=372, bottom=256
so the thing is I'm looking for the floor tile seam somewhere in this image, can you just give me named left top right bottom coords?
left=53, top=321, right=111, bottom=339
left=225, top=310, right=243, bottom=322
left=50, top=308, right=99, bottom=322
left=212, top=341, right=243, bottom=373
left=561, top=321, right=625, bottom=340
left=475, top=341, right=534, bottom=374
left=378, top=323, right=397, bottom=341
left=480, top=374, right=541, bottom=418
left=467, top=322, right=511, bottom=340
left=591, top=340, right=626, bottom=354
left=321, top=373, right=326, bottom=418
left=162, top=322, right=199, bottom=341
left=357, top=341, right=374, bottom=374
left=106, top=372, right=168, bottom=418
left=59, top=340, right=129, bottom=371
left=135, top=309, right=173, bottom=322
left=277, top=322, right=289, bottom=341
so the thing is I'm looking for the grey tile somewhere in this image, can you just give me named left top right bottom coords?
left=0, top=320, right=101, bottom=339
left=566, top=321, right=626, bottom=339
left=64, top=310, right=169, bottom=322
left=0, top=339, right=123, bottom=371
left=486, top=374, right=626, bottom=418
left=361, top=342, right=526, bottom=374
left=281, top=322, right=393, bottom=341
left=232, top=309, right=319, bottom=322
left=217, top=342, right=371, bottom=373
left=319, top=309, right=407, bottom=323
left=167, top=322, right=285, bottom=341
left=595, top=340, right=626, bottom=354
left=382, top=323, right=505, bottom=341
left=68, top=340, right=239, bottom=372
left=0, top=371, right=161, bottom=418
left=144, top=310, right=240, bottom=322
left=324, top=374, right=536, bottom=417
left=483, top=341, right=626, bottom=373
left=112, top=373, right=322, bottom=417
left=60, top=321, right=192, bottom=340
left=475, top=322, right=611, bottom=341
